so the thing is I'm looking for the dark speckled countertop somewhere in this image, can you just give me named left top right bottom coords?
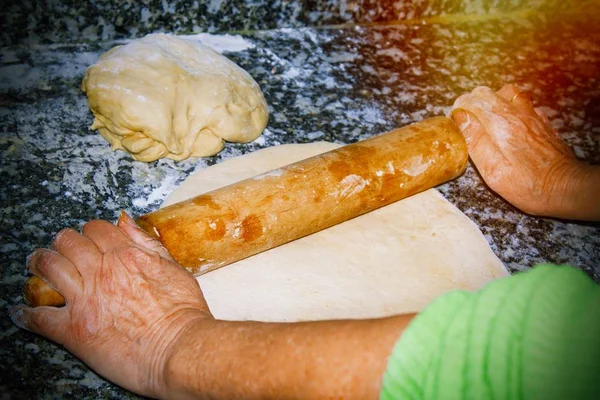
left=1, top=9, right=599, bottom=398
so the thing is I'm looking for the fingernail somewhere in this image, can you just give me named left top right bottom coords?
left=25, top=249, right=41, bottom=269
left=50, top=229, right=65, bottom=250
left=451, top=109, right=471, bottom=131
left=119, top=211, right=137, bottom=227
left=9, top=306, right=26, bottom=329
left=25, top=252, right=34, bottom=269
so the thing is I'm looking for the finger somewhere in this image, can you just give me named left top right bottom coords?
left=82, top=219, right=132, bottom=253
left=510, top=92, right=537, bottom=117
left=496, top=84, right=539, bottom=120
left=117, top=212, right=176, bottom=262
left=27, top=249, right=82, bottom=303
left=496, top=83, right=520, bottom=102
left=496, top=83, right=534, bottom=109
left=10, top=305, right=68, bottom=345
left=52, top=228, right=102, bottom=275
left=493, top=88, right=559, bottom=154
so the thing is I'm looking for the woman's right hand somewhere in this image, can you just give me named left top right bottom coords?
left=450, top=84, right=598, bottom=220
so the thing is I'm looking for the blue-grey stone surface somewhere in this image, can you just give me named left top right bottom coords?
left=2, top=0, right=596, bottom=46
left=1, top=8, right=599, bottom=399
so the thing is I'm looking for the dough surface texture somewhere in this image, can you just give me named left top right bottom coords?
left=164, top=142, right=508, bottom=322
left=82, top=33, right=268, bottom=162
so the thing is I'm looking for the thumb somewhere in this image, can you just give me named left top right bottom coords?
left=117, top=212, right=177, bottom=262
left=451, top=108, right=494, bottom=153
left=452, top=108, right=476, bottom=144
left=451, top=108, right=503, bottom=186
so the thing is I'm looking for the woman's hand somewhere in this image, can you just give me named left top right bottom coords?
left=10, top=212, right=212, bottom=398
left=450, top=84, right=596, bottom=219
left=9, top=213, right=416, bottom=400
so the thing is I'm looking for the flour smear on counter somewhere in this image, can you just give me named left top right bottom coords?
left=179, top=33, right=255, bottom=53
left=0, top=33, right=254, bottom=92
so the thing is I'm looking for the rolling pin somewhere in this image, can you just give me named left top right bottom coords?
left=24, top=116, right=468, bottom=307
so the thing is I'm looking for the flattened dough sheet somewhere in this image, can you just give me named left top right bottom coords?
left=163, top=142, right=508, bottom=322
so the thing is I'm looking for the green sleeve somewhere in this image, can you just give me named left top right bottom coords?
left=380, top=264, right=600, bottom=400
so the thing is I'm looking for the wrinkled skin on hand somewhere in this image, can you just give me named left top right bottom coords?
left=451, top=84, right=584, bottom=217
left=10, top=213, right=212, bottom=398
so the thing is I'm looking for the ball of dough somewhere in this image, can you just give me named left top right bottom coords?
left=81, top=34, right=269, bottom=162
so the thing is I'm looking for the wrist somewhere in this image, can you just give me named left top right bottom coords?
left=545, top=161, right=599, bottom=220
left=158, top=314, right=217, bottom=400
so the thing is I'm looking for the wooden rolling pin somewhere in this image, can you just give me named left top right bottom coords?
left=24, top=116, right=467, bottom=307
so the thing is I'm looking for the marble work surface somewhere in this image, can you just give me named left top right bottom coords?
left=1, top=10, right=599, bottom=398
left=2, top=0, right=595, bottom=46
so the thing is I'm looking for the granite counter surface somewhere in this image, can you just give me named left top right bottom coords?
left=1, top=11, right=599, bottom=398
left=5, top=0, right=596, bottom=46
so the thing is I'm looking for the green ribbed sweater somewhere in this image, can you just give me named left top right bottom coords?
left=381, top=264, right=600, bottom=400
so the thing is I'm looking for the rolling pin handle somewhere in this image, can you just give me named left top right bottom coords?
left=23, top=275, right=65, bottom=307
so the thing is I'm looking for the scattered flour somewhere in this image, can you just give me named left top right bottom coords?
left=78, top=371, right=104, bottom=389
left=180, top=33, right=255, bottom=53
left=376, top=48, right=409, bottom=62
left=131, top=172, right=181, bottom=208
left=402, top=155, right=431, bottom=177
left=338, top=174, right=368, bottom=200
left=0, top=50, right=99, bottom=91
left=254, top=169, right=284, bottom=180
left=346, top=106, right=385, bottom=124
left=252, top=135, right=267, bottom=145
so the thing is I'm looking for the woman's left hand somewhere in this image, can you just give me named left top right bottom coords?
left=10, top=212, right=213, bottom=398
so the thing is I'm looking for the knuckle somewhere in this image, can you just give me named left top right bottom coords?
left=140, top=235, right=159, bottom=248
left=474, top=86, right=494, bottom=97
left=27, top=249, right=59, bottom=280
left=34, top=250, right=54, bottom=274
left=82, top=219, right=109, bottom=235
left=499, top=83, right=518, bottom=96
left=70, top=309, right=101, bottom=342
left=26, top=249, right=41, bottom=270
left=53, top=228, right=76, bottom=246
left=146, top=239, right=169, bottom=255
left=466, top=132, right=480, bottom=149
left=118, top=246, right=154, bottom=265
